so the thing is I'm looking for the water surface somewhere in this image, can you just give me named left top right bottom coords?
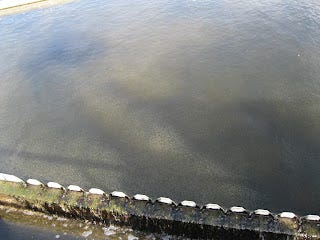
left=0, top=0, right=320, bottom=215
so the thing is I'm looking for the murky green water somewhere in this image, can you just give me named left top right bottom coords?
left=0, top=220, right=81, bottom=240
left=0, top=0, right=319, bottom=215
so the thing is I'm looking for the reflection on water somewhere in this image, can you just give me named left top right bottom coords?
left=0, top=0, right=320, bottom=215
left=0, top=220, right=79, bottom=240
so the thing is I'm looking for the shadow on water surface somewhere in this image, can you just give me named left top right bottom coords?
left=69, top=92, right=320, bottom=214
left=0, top=145, right=123, bottom=174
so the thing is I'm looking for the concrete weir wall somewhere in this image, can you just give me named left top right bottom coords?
left=0, top=0, right=73, bottom=16
left=0, top=173, right=319, bottom=239
left=0, top=0, right=47, bottom=10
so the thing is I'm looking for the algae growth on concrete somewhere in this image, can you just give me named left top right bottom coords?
left=0, top=205, right=156, bottom=240
left=0, top=177, right=319, bottom=239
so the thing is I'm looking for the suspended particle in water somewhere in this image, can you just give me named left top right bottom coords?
left=82, top=230, right=93, bottom=238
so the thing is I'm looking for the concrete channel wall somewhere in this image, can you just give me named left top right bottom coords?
left=0, top=173, right=319, bottom=239
left=0, top=0, right=48, bottom=10
left=0, top=0, right=73, bottom=16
